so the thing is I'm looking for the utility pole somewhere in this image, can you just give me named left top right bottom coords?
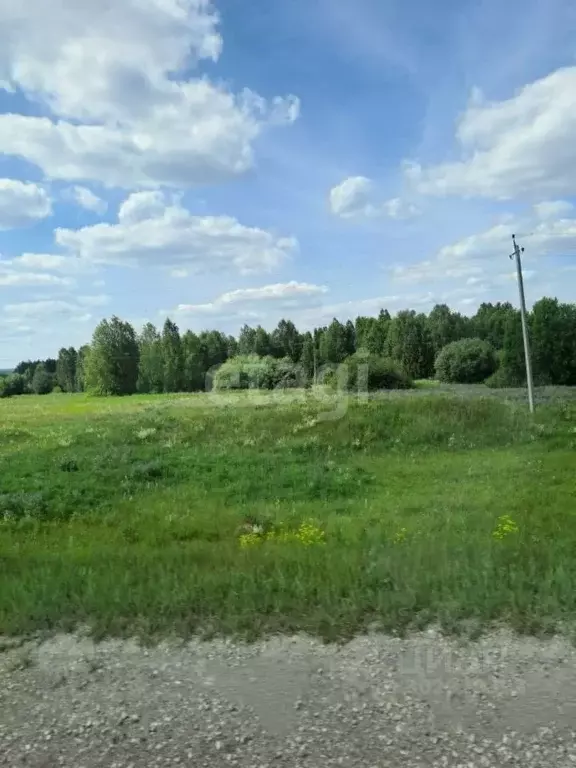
left=509, top=234, right=535, bottom=413
left=313, top=333, right=318, bottom=386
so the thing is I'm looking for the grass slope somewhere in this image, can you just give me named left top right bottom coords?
left=1, top=390, right=575, bottom=640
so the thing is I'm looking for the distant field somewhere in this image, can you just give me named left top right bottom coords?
left=1, top=388, right=576, bottom=640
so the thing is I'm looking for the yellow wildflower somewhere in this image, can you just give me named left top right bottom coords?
left=492, top=515, right=519, bottom=541
left=394, top=527, right=408, bottom=544
left=238, top=532, right=263, bottom=548
left=295, top=520, right=325, bottom=546
left=239, top=519, right=325, bottom=547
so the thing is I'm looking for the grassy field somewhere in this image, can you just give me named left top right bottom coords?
left=1, top=388, right=576, bottom=641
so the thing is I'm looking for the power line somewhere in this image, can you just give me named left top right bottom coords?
left=509, top=235, right=535, bottom=413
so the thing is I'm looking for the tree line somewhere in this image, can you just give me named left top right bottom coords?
left=2, top=297, right=576, bottom=397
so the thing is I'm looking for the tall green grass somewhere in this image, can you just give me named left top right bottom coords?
left=1, top=392, right=575, bottom=640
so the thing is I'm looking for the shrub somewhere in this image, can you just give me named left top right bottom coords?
left=484, top=367, right=524, bottom=389
left=0, top=492, right=49, bottom=521
left=0, top=373, right=26, bottom=398
left=214, top=355, right=273, bottom=390
left=59, top=458, right=79, bottom=472
left=273, top=358, right=306, bottom=389
left=128, top=460, right=166, bottom=481
left=334, top=352, right=413, bottom=392
left=213, top=355, right=306, bottom=391
left=435, top=338, right=497, bottom=384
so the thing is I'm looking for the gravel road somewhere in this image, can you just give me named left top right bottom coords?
left=2, top=630, right=576, bottom=767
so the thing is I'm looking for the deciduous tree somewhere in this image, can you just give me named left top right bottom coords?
left=137, top=323, right=164, bottom=393
left=84, top=317, right=139, bottom=395
left=162, top=318, right=184, bottom=393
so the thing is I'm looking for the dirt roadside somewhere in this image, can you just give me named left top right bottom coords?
left=2, top=630, right=576, bottom=767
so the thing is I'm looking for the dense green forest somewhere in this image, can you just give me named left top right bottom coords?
left=2, top=297, right=576, bottom=397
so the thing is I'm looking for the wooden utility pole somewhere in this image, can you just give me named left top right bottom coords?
left=509, top=234, right=535, bottom=413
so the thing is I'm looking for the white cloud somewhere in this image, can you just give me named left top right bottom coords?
left=67, top=186, right=107, bottom=214
left=392, top=261, right=485, bottom=284
left=436, top=223, right=516, bottom=263
left=297, top=295, right=403, bottom=326
left=4, top=300, right=77, bottom=317
left=56, top=191, right=298, bottom=274
left=383, top=197, right=420, bottom=220
left=7, top=252, right=95, bottom=281
left=177, top=281, right=328, bottom=315
left=76, top=294, right=110, bottom=308
left=0, top=318, right=34, bottom=334
left=533, top=200, right=574, bottom=220
left=118, top=191, right=167, bottom=224
left=408, top=67, right=576, bottom=200
left=439, top=217, right=576, bottom=263
left=329, top=176, right=419, bottom=219
left=10, top=253, right=75, bottom=271
left=391, top=210, right=576, bottom=291
left=0, top=251, right=77, bottom=286
left=0, top=179, right=51, bottom=229
left=0, top=269, right=73, bottom=287
left=292, top=288, right=489, bottom=329
left=168, top=284, right=483, bottom=332
left=4, top=295, right=109, bottom=319
left=330, top=177, right=375, bottom=218
left=0, top=0, right=299, bottom=188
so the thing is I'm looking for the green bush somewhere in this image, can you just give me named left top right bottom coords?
left=128, top=460, right=166, bottom=481
left=334, top=353, right=413, bottom=391
left=0, top=373, right=26, bottom=398
left=59, top=458, right=79, bottom=473
left=214, top=355, right=274, bottom=390
left=273, top=358, right=306, bottom=389
left=435, top=338, right=497, bottom=384
left=484, top=367, right=525, bottom=389
left=213, top=355, right=305, bottom=390
left=0, top=492, right=49, bottom=521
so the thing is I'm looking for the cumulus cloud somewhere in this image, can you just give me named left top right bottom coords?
left=533, top=200, right=574, bottom=220
left=0, top=268, right=73, bottom=287
left=290, top=288, right=489, bottom=330
left=66, top=186, right=107, bottom=214
left=0, top=317, right=34, bottom=335
left=329, top=177, right=374, bottom=218
left=390, top=208, right=576, bottom=293
left=56, top=191, right=298, bottom=274
left=118, top=191, right=167, bottom=224
left=329, top=176, right=419, bottom=219
left=407, top=68, right=576, bottom=200
left=0, top=179, right=52, bottom=229
left=383, top=197, right=420, bottom=219
left=176, top=281, right=328, bottom=315
left=170, top=283, right=483, bottom=331
left=5, top=252, right=95, bottom=283
left=392, top=261, right=486, bottom=284
left=10, top=253, right=79, bottom=271
left=4, top=295, right=109, bottom=320
left=438, top=216, right=576, bottom=263
left=0, top=0, right=299, bottom=188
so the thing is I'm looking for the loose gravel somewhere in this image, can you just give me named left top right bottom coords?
left=2, top=630, right=576, bottom=767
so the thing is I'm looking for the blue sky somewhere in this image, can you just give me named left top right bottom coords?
left=1, top=0, right=576, bottom=366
